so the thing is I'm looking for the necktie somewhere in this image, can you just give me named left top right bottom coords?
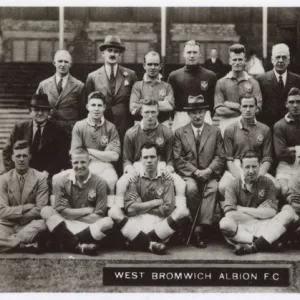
left=278, top=75, right=284, bottom=90
left=32, top=125, right=41, bottom=154
left=57, top=77, right=63, bottom=94
left=195, top=129, right=201, bottom=168
left=19, top=176, right=25, bottom=193
left=109, top=65, right=116, bottom=95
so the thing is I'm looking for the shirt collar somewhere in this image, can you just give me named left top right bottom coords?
left=33, top=120, right=47, bottom=129
left=105, top=63, right=118, bottom=77
left=55, top=74, right=69, bottom=84
left=285, top=113, right=296, bottom=123
left=225, top=71, right=251, bottom=81
left=238, top=116, right=257, bottom=129
left=15, top=170, right=29, bottom=180
left=273, top=69, right=287, bottom=82
left=142, top=169, right=162, bottom=180
left=68, top=169, right=91, bottom=186
left=140, top=120, right=159, bottom=130
left=143, top=73, right=163, bottom=83
left=191, top=123, right=204, bottom=137
left=87, top=115, right=105, bottom=127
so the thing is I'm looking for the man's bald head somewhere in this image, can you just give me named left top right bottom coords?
left=53, top=50, right=72, bottom=76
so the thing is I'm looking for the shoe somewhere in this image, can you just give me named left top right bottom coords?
left=192, top=231, right=207, bottom=248
left=234, top=243, right=258, bottom=255
left=149, top=241, right=166, bottom=255
left=19, top=242, right=43, bottom=254
left=75, top=243, right=98, bottom=255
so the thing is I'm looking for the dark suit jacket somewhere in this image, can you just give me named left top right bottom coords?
left=257, top=70, right=300, bottom=129
left=204, top=58, right=224, bottom=79
left=85, top=65, right=138, bottom=141
left=2, top=120, right=69, bottom=176
left=36, top=75, right=86, bottom=127
left=173, top=123, right=225, bottom=177
left=0, top=168, right=48, bottom=226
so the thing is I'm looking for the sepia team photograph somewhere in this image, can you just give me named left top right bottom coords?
left=0, top=3, right=299, bottom=295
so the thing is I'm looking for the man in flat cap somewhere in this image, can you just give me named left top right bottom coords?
left=130, top=51, right=174, bottom=129
left=168, top=40, right=217, bottom=132
left=213, top=44, right=262, bottom=136
left=3, top=94, right=69, bottom=191
left=174, top=95, right=225, bottom=248
left=257, top=43, right=300, bottom=129
left=85, top=35, right=138, bottom=145
left=36, top=50, right=86, bottom=142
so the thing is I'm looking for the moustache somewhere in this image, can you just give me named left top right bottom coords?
left=109, top=56, right=116, bottom=59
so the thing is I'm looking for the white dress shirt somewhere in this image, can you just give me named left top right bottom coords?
left=273, top=69, right=287, bottom=86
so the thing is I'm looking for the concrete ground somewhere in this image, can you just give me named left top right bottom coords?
left=1, top=241, right=300, bottom=292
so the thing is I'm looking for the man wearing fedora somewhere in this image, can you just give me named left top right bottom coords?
left=2, top=94, right=69, bottom=191
left=85, top=35, right=138, bottom=144
left=174, top=95, right=225, bottom=248
left=36, top=50, right=86, bottom=141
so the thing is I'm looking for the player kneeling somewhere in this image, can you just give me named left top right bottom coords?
left=109, top=142, right=189, bottom=254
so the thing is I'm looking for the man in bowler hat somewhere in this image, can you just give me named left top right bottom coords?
left=173, top=95, right=225, bottom=248
left=3, top=94, right=69, bottom=191
left=85, top=35, right=138, bottom=144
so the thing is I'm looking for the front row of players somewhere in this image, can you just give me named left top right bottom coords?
left=1, top=91, right=300, bottom=256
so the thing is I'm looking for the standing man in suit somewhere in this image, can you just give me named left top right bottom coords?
left=85, top=35, right=138, bottom=143
left=0, top=140, right=48, bottom=252
left=174, top=95, right=225, bottom=248
left=36, top=50, right=86, bottom=139
left=168, top=40, right=217, bottom=131
left=257, top=43, right=300, bottom=129
left=204, top=48, right=224, bottom=79
left=3, top=94, right=69, bottom=191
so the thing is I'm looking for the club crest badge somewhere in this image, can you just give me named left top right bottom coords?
left=257, top=134, right=264, bottom=144
left=156, top=137, right=164, bottom=146
left=201, top=81, right=208, bottom=91
left=88, top=189, right=96, bottom=201
left=159, top=89, right=166, bottom=99
left=258, top=189, right=266, bottom=199
left=156, top=187, right=164, bottom=198
left=244, top=83, right=253, bottom=93
left=100, top=136, right=108, bottom=146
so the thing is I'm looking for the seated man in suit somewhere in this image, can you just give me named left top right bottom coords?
left=0, top=140, right=48, bottom=252
left=109, top=142, right=189, bottom=254
left=36, top=49, right=86, bottom=140
left=116, top=98, right=186, bottom=208
left=173, top=95, right=225, bottom=248
left=219, top=94, right=275, bottom=196
left=130, top=51, right=174, bottom=128
left=70, top=91, right=120, bottom=206
left=41, top=147, right=114, bottom=255
left=219, top=150, right=299, bottom=255
left=274, top=87, right=300, bottom=199
left=2, top=94, right=69, bottom=192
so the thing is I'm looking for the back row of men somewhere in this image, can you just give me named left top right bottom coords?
left=1, top=36, right=300, bottom=256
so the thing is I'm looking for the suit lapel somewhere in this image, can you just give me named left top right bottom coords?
left=25, top=121, right=33, bottom=145
left=49, top=76, right=60, bottom=105
left=285, top=72, right=293, bottom=92
left=184, top=124, right=197, bottom=157
left=98, top=66, right=112, bottom=96
left=56, top=75, right=76, bottom=106
left=114, top=66, right=125, bottom=96
left=21, top=169, right=36, bottom=204
left=9, top=170, right=22, bottom=204
left=198, top=123, right=211, bottom=154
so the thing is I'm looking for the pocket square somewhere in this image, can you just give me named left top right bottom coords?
left=124, top=79, right=130, bottom=86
